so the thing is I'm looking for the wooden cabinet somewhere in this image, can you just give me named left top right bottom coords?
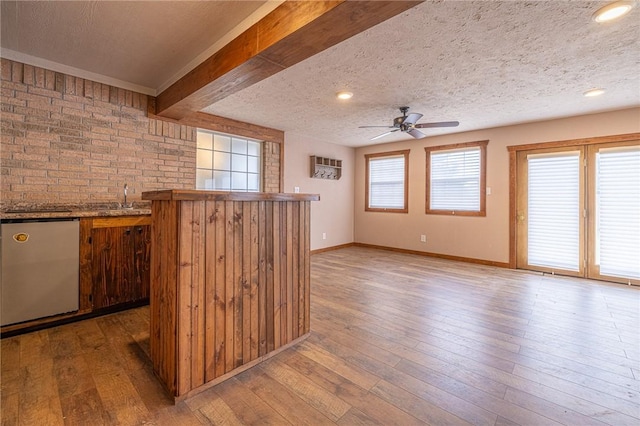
left=91, top=222, right=150, bottom=309
left=1, top=214, right=152, bottom=336
left=81, top=216, right=151, bottom=311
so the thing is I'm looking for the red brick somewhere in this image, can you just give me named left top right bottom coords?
left=47, top=170, right=79, bottom=179
left=1, top=111, right=25, bottom=121
left=52, top=185, right=82, bottom=192
left=11, top=62, right=23, bottom=83
left=16, top=91, right=52, bottom=104
left=44, top=70, right=56, bottom=90
left=2, top=175, right=23, bottom=184
left=27, top=85, right=61, bottom=100
left=64, top=75, right=76, bottom=95
left=1, top=81, right=27, bottom=92
left=1, top=58, right=13, bottom=81
left=24, top=176, right=56, bottom=185
left=34, top=67, right=46, bottom=88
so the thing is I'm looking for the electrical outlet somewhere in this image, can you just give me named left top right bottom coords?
left=420, top=234, right=426, bottom=243
left=322, top=232, right=327, bottom=240
left=294, top=186, right=300, bottom=193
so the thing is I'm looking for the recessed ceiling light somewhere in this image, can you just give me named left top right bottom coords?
left=336, top=91, right=353, bottom=100
left=584, top=88, right=606, bottom=97
left=593, top=1, right=634, bottom=23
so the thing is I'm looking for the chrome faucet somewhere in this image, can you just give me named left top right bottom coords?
left=123, top=183, right=132, bottom=208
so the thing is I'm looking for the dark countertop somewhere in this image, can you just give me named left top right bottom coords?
left=0, top=203, right=151, bottom=220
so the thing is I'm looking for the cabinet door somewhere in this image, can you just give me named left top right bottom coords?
left=132, top=225, right=151, bottom=300
left=92, top=226, right=130, bottom=309
left=91, top=225, right=150, bottom=309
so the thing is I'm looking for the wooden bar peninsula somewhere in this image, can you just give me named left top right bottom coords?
left=141, top=190, right=319, bottom=399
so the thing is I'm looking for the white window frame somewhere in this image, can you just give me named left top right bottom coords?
left=365, top=150, right=410, bottom=213
left=425, top=140, right=488, bottom=216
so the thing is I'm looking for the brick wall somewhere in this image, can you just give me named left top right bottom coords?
left=263, top=140, right=281, bottom=193
left=0, top=59, right=281, bottom=209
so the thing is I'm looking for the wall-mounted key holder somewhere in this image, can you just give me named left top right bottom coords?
left=310, top=156, right=342, bottom=180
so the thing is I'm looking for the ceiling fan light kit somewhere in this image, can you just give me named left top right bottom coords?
left=360, top=106, right=459, bottom=141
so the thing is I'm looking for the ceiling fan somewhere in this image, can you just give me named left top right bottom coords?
left=359, top=106, right=459, bottom=140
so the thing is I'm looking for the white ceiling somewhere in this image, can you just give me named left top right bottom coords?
left=2, top=1, right=639, bottom=147
left=0, top=1, right=270, bottom=93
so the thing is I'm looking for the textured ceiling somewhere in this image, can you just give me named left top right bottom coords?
left=0, top=0, right=268, bottom=93
left=202, top=0, right=640, bottom=146
left=1, top=1, right=639, bottom=147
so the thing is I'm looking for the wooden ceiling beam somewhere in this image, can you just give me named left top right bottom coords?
left=154, top=1, right=422, bottom=120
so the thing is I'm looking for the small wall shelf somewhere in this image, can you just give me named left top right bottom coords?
left=310, top=156, right=342, bottom=180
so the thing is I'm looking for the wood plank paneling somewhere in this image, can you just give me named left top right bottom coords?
left=249, top=202, right=259, bottom=361
left=224, top=201, right=235, bottom=373
left=267, top=204, right=278, bottom=351
left=213, top=201, right=227, bottom=379
left=190, top=202, right=206, bottom=390
left=177, top=201, right=194, bottom=395
left=204, top=200, right=217, bottom=383
left=261, top=201, right=270, bottom=356
left=79, top=218, right=93, bottom=312
left=150, top=201, right=179, bottom=396
left=149, top=197, right=313, bottom=398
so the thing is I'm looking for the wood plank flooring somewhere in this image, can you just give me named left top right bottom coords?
left=2, top=246, right=639, bottom=425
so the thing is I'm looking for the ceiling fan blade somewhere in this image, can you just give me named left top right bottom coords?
left=370, top=129, right=400, bottom=141
left=414, top=121, right=460, bottom=129
left=403, top=113, right=423, bottom=125
left=407, top=128, right=426, bottom=139
left=358, top=125, right=395, bottom=129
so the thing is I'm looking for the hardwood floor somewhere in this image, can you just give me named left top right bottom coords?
left=2, top=246, right=639, bottom=425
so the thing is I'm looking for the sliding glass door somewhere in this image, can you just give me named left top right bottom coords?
left=516, top=148, right=585, bottom=277
left=587, top=142, right=640, bottom=284
left=516, top=140, right=639, bottom=285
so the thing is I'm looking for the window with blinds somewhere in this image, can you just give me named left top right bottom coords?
left=527, top=151, right=581, bottom=271
left=595, top=146, right=640, bottom=279
left=425, top=140, right=487, bottom=216
left=365, top=150, right=409, bottom=213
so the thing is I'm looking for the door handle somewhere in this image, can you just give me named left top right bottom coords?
left=517, top=213, right=525, bottom=222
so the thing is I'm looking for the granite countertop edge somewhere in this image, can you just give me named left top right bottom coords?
left=0, top=208, right=151, bottom=220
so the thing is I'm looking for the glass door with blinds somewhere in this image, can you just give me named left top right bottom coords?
left=516, top=148, right=585, bottom=277
left=587, top=142, right=640, bottom=284
left=516, top=140, right=640, bottom=285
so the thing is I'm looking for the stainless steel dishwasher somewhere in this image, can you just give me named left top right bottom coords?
left=1, top=218, right=80, bottom=326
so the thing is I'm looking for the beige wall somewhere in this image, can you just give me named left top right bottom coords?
left=354, top=108, right=640, bottom=264
left=283, top=133, right=354, bottom=251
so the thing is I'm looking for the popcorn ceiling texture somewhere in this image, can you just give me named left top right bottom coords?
left=0, top=59, right=281, bottom=208
left=203, top=0, right=640, bottom=147
left=0, top=1, right=266, bottom=92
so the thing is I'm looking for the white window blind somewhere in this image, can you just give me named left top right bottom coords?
left=596, top=146, right=640, bottom=279
left=368, top=155, right=405, bottom=209
left=527, top=152, right=580, bottom=271
left=430, top=147, right=480, bottom=211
